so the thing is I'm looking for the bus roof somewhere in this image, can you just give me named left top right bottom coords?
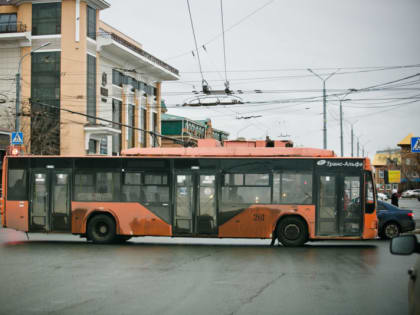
left=121, top=147, right=337, bottom=158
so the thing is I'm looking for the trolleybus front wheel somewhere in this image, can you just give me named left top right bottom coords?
left=87, top=214, right=116, bottom=244
left=277, top=216, right=308, bottom=247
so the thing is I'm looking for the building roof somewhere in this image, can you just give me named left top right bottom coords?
left=161, top=113, right=189, bottom=121
left=161, top=113, right=207, bottom=127
left=161, top=114, right=229, bottom=136
left=398, top=133, right=413, bottom=147
left=372, top=151, right=401, bottom=166
left=99, top=20, right=143, bottom=49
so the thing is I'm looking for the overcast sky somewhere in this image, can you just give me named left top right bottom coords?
left=101, top=0, right=420, bottom=158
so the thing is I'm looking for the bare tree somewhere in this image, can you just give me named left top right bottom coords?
left=21, top=100, right=61, bottom=155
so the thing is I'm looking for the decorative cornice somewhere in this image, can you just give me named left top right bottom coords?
left=8, top=0, right=110, bottom=10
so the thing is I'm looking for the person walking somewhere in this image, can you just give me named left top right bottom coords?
left=391, top=189, right=399, bottom=207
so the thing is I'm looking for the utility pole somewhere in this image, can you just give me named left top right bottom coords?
left=351, top=125, right=354, bottom=157
left=357, top=138, right=360, bottom=157
left=15, top=42, right=50, bottom=132
left=332, top=88, right=356, bottom=157
left=307, top=68, right=339, bottom=150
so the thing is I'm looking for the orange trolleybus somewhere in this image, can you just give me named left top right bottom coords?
left=1, top=145, right=377, bottom=246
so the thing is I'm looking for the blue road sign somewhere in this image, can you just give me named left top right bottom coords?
left=11, top=132, right=23, bottom=145
left=411, top=137, right=420, bottom=153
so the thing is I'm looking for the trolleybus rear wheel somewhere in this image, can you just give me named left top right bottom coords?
left=87, top=214, right=116, bottom=244
left=277, top=216, right=308, bottom=247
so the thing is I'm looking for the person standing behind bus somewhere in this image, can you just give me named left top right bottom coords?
left=391, top=189, right=399, bottom=207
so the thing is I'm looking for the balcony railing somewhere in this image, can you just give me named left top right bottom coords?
left=0, top=22, right=27, bottom=34
left=99, top=31, right=179, bottom=76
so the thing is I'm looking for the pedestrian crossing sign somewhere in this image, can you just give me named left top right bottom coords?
left=411, top=137, right=420, bottom=153
left=11, top=132, right=23, bottom=145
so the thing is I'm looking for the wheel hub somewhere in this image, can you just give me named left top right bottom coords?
left=385, top=224, right=398, bottom=238
left=284, top=224, right=300, bottom=240
left=97, top=223, right=108, bottom=236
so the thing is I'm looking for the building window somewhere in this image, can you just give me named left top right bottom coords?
left=31, top=51, right=61, bottom=155
left=0, top=14, right=17, bottom=33
left=125, top=76, right=137, bottom=91
left=112, top=69, right=123, bottom=87
left=87, top=5, right=96, bottom=40
left=87, top=54, right=96, bottom=123
left=128, top=104, right=135, bottom=148
left=88, top=139, right=98, bottom=154
left=32, top=3, right=61, bottom=35
left=100, top=137, right=107, bottom=155
left=406, top=158, right=411, bottom=166
left=139, top=81, right=145, bottom=93
left=141, top=108, right=147, bottom=146
left=112, top=99, right=122, bottom=155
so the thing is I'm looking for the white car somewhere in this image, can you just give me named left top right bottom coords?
left=377, top=192, right=388, bottom=201
left=402, top=189, right=420, bottom=198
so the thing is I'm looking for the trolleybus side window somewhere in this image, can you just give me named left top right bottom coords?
left=365, top=171, right=376, bottom=214
left=142, top=174, right=169, bottom=204
left=220, top=173, right=271, bottom=224
left=7, top=169, right=27, bottom=200
left=121, top=172, right=170, bottom=222
left=222, top=173, right=271, bottom=205
left=272, top=171, right=312, bottom=204
left=74, top=171, right=120, bottom=201
left=122, top=172, right=142, bottom=201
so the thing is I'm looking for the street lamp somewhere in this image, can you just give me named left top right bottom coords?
left=307, top=68, right=340, bottom=150
left=15, top=42, right=51, bottom=132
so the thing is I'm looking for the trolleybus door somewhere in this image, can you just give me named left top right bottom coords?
left=30, top=169, right=71, bottom=232
left=174, top=173, right=217, bottom=235
left=316, top=174, right=362, bottom=236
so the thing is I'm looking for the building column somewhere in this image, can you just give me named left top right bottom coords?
left=61, top=0, right=88, bottom=155
left=121, top=89, right=127, bottom=150
left=156, top=82, right=162, bottom=147
left=145, top=96, right=150, bottom=147
left=134, top=90, right=139, bottom=146
left=17, top=3, right=32, bottom=152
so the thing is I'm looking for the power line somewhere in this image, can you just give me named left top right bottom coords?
left=186, top=0, right=205, bottom=85
left=165, top=0, right=277, bottom=61
left=28, top=100, right=190, bottom=146
left=178, top=63, right=420, bottom=74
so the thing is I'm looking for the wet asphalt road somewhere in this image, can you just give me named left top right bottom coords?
left=0, top=227, right=418, bottom=315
